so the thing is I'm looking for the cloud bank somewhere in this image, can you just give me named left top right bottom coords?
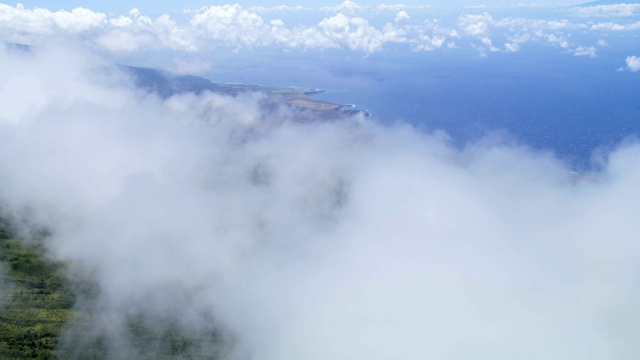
left=573, top=4, right=640, bottom=18
left=2, top=42, right=640, bottom=359
left=1, top=2, right=639, bottom=57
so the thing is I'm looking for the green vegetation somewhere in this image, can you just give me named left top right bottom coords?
left=0, top=230, right=74, bottom=360
left=0, top=225, right=224, bottom=359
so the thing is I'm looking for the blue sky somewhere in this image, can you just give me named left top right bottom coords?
left=13, top=0, right=585, bottom=16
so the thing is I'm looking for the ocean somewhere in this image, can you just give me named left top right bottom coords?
left=195, top=44, right=640, bottom=170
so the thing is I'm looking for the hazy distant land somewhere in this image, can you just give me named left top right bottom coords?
left=123, top=65, right=370, bottom=120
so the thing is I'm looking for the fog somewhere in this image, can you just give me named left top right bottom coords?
left=0, top=261, right=11, bottom=309
left=1, top=43, right=640, bottom=359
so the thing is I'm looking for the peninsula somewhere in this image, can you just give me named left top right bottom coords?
left=123, top=66, right=369, bottom=120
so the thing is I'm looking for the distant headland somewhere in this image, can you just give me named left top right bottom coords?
left=122, top=65, right=370, bottom=121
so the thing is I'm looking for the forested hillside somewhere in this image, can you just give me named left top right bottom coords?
left=0, top=225, right=223, bottom=359
left=0, top=226, right=74, bottom=359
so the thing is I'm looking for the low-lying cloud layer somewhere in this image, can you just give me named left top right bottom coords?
left=2, top=43, right=640, bottom=359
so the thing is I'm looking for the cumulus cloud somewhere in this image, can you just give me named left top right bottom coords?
left=626, top=55, right=640, bottom=72
left=321, top=0, right=366, bottom=12
left=517, top=3, right=552, bottom=8
left=189, top=5, right=267, bottom=48
left=0, top=3, right=635, bottom=56
left=465, top=4, right=494, bottom=9
left=3, top=42, right=640, bottom=360
left=574, top=45, right=597, bottom=58
left=547, top=33, right=570, bottom=48
left=590, top=21, right=640, bottom=31
left=376, top=4, right=430, bottom=11
left=250, top=5, right=312, bottom=12
left=481, top=36, right=499, bottom=51
left=394, top=10, right=410, bottom=23
left=504, top=42, right=520, bottom=52
left=378, top=3, right=409, bottom=11
left=0, top=4, right=434, bottom=53
left=318, top=13, right=385, bottom=53
left=0, top=3, right=106, bottom=34
left=458, top=13, right=493, bottom=36
left=411, top=34, right=447, bottom=51
left=573, top=4, right=640, bottom=17
left=94, top=28, right=158, bottom=52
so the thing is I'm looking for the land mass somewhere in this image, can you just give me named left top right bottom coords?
left=121, top=65, right=370, bottom=120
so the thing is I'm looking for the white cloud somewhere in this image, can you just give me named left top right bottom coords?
left=465, top=4, right=494, bottom=9
left=384, top=18, right=458, bottom=52
left=95, top=28, right=157, bottom=52
left=493, top=17, right=579, bottom=31
left=4, top=44, right=640, bottom=359
left=270, top=19, right=285, bottom=27
left=590, top=21, right=640, bottom=31
left=0, top=45, right=121, bottom=124
left=394, top=10, right=410, bottom=23
left=0, top=4, right=106, bottom=38
left=321, top=0, right=366, bottom=12
left=547, top=19, right=573, bottom=30
left=378, top=4, right=408, bottom=11
left=517, top=3, right=551, bottom=8
left=318, top=13, right=385, bottom=52
left=412, top=34, right=446, bottom=51
left=376, top=4, right=430, bottom=11
left=506, top=33, right=531, bottom=45
left=95, top=12, right=196, bottom=52
left=626, top=55, right=640, bottom=72
left=504, top=42, right=520, bottom=52
left=250, top=5, right=312, bottom=12
left=189, top=5, right=267, bottom=48
left=97, top=4, right=414, bottom=53
left=0, top=73, right=48, bottom=123
left=547, top=33, right=569, bottom=48
left=458, top=13, right=493, bottom=36
left=591, top=22, right=625, bottom=31
left=573, top=46, right=597, bottom=58
left=481, top=36, right=499, bottom=51
left=573, top=4, right=640, bottom=17
left=0, top=3, right=635, bottom=56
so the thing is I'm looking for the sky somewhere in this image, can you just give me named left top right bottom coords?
left=2, top=1, right=640, bottom=359
left=11, top=0, right=586, bottom=17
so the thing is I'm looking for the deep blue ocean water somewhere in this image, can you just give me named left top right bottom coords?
left=198, top=45, right=640, bottom=170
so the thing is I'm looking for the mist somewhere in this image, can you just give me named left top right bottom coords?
left=1, top=43, right=640, bottom=359
left=0, top=261, right=11, bottom=309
